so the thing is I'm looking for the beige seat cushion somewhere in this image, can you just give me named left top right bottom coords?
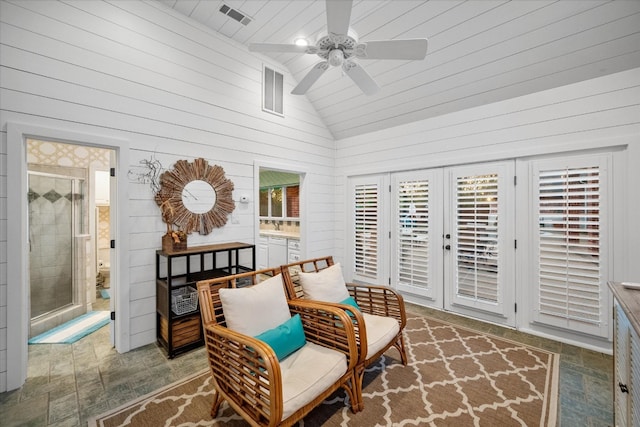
left=297, top=263, right=400, bottom=360
left=279, top=342, right=347, bottom=420
left=363, top=312, right=400, bottom=358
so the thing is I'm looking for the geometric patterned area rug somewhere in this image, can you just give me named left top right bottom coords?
left=28, top=311, right=110, bottom=344
left=89, top=315, right=559, bottom=426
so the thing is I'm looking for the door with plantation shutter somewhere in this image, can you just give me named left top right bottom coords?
left=530, top=154, right=610, bottom=337
left=444, top=162, right=516, bottom=326
left=392, top=170, right=443, bottom=304
left=349, top=175, right=389, bottom=284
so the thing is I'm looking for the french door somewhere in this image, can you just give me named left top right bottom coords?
left=348, top=152, right=613, bottom=338
left=443, top=162, right=515, bottom=326
left=391, top=169, right=443, bottom=304
left=353, top=161, right=515, bottom=327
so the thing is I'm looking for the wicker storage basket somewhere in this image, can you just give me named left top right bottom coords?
left=171, top=286, right=198, bottom=315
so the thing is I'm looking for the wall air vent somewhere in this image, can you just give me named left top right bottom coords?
left=219, top=4, right=252, bottom=26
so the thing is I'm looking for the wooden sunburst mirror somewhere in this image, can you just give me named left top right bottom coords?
left=156, top=158, right=235, bottom=235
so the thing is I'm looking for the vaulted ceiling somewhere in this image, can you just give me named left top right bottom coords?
left=158, top=0, right=640, bottom=140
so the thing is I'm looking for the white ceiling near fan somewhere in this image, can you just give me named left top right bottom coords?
left=158, top=0, right=640, bottom=139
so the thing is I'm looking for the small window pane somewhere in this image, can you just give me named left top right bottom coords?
left=264, top=68, right=274, bottom=111
left=259, top=189, right=269, bottom=216
left=271, top=188, right=283, bottom=217
left=286, top=186, right=299, bottom=217
left=263, top=66, right=284, bottom=116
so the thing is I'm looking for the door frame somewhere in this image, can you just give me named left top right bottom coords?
left=254, top=160, right=308, bottom=262
left=6, top=122, right=130, bottom=391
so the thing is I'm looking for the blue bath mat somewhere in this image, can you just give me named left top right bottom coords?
left=29, top=311, right=110, bottom=344
left=101, top=289, right=110, bottom=299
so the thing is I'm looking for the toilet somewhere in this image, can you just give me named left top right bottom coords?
left=98, top=261, right=110, bottom=288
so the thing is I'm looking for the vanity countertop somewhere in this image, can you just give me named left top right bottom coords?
left=259, top=230, right=300, bottom=239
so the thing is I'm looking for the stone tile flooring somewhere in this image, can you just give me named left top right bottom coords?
left=0, top=301, right=614, bottom=426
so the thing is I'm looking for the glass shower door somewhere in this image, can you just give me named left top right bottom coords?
left=28, top=172, right=80, bottom=319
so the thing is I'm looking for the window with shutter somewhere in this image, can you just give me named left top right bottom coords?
left=455, top=173, right=499, bottom=303
left=538, top=166, right=601, bottom=321
left=532, top=154, right=609, bottom=337
left=354, top=182, right=379, bottom=280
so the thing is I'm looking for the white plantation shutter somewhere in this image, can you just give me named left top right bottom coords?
left=353, top=182, right=381, bottom=280
left=538, top=167, right=601, bottom=321
left=455, top=174, right=499, bottom=303
left=532, top=154, right=609, bottom=337
left=446, top=161, right=514, bottom=326
left=397, top=179, right=430, bottom=288
left=393, top=169, right=442, bottom=302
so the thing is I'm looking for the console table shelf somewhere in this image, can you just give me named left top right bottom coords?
left=156, top=242, right=255, bottom=358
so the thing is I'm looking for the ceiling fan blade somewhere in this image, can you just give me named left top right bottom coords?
left=355, top=39, right=428, bottom=60
left=342, top=61, right=379, bottom=96
left=326, top=0, right=353, bottom=35
left=248, top=43, right=311, bottom=54
left=292, top=61, right=330, bottom=95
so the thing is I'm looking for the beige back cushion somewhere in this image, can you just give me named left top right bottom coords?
left=219, top=274, right=291, bottom=336
left=298, top=263, right=350, bottom=303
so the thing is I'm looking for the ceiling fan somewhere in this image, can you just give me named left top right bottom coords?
left=248, top=0, right=428, bottom=96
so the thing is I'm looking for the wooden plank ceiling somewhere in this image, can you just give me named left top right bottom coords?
left=158, top=0, right=640, bottom=140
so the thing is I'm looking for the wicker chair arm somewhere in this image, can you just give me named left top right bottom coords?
left=346, top=283, right=407, bottom=329
left=287, top=299, right=362, bottom=369
left=203, top=322, right=283, bottom=425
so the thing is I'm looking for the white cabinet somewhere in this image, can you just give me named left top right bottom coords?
left=611, top=282, right=640, bottom=427
left=267, top=236, right=287, bottom=267
left=258, top=236, right=269, bottom=270
left=259, top=234, right=300, bottom=268
left=288, top=238, right=300, bottom=263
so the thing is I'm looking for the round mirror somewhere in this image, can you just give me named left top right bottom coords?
left=182, top=180, right=216, bottom=214
left=156, top=158, right=235, bottom=235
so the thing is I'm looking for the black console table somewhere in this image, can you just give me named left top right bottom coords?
left=156, top=242, right=255, bottom=358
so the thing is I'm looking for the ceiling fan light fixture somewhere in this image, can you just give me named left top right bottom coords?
left=252, top=0, right=427, bottom=95
left=294, top=37, right=309, bottom=47
left=328, top=49, right=344, bottom=66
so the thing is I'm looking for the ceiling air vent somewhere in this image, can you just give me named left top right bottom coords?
left=219, top=4, right=252, bottom=26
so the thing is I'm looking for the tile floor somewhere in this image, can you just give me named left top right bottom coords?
left=0, top=301, right=614, bottom=426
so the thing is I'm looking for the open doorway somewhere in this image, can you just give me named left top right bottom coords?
left=26, top=139, right=115, bottom=341
left=255, top=163, right=306, bottom=270
left=7, top=121, right=130, bottom=392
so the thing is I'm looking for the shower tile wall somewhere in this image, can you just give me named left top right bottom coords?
left=29, top=175, right=73, bottom=318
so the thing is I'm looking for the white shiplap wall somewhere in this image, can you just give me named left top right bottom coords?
left=0, top=0, right=335, bottom=392
left=333, top=67, right=640, bottom=349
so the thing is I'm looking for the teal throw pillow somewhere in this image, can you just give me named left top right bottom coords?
left=254, top=314, right=306, bottom=361
left=340, top=296, right=360, bottom=317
